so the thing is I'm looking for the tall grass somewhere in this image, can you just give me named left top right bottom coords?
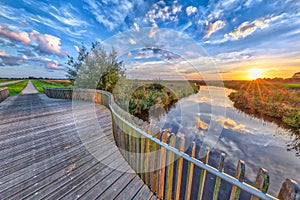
left=228, top=79, right=300, bottom=133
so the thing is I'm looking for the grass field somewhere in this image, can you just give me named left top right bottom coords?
left=0, top=79, right=13, bottom=83
left=31, top=80, right=72, bottom=93
left=0, top=80, right=29, bottom=95
left=279, top=83, right=300, bottom=89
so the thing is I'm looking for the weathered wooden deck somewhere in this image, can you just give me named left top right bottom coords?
left=0, top=94, right=155, bottom=199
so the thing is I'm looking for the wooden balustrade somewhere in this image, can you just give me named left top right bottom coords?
left=0, top=87, right=9, bottom=103
left=44, top=87, right=300, bottom=200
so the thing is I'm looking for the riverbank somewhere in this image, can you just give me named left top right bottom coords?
left=226, top=79, right=300, bottom=134
left=113, top=80, right=200, bottom=122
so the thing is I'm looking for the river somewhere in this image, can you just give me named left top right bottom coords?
left=150, top=86, right=300, bottom=198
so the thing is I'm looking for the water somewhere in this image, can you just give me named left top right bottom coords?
left=151, top=86, right=300, bottom=197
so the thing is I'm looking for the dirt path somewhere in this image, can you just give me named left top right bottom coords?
left=21, top=80, right=39, bottom=94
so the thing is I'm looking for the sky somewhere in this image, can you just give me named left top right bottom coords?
left=0, top=0, right=299, bottom=80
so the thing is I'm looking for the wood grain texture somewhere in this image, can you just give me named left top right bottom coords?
left=0, top=93, right=154, bottom=199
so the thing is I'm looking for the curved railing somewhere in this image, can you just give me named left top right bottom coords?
left=43, top=87, right=299, bottom=200
left=0, top=87, right=9, bottom=103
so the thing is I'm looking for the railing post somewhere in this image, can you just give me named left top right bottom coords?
left=185, top=141, right=196, bottom=200
left=124, top=123, right=131, bottom=164
left=151, top=128, right=161, bottom=194
left=140, top=126, right=147, bottom=180
left=278, top=178, right=300, bottom=200
left=157, top=131, right=169, bottom=199
left=230, top=160, right=246, bottom=200
left=146, top=124, right=154, bottom=187
left=213, top=153, right=225, bottom=200
left=197, top=147, right=210, bottom=200
left=135, top=129, right=140, bottom=176
left=251, top=168, right=269, bottom=200
left=174, top=136, right=185, bottom=200
left=131, top=127, right=137, bottom=172
left=164, top=133, right=176, bottom=199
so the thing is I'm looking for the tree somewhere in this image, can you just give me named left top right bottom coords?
left=66, top=42, right=125, bottom=92
left=66, top=43, right=88, bottom=84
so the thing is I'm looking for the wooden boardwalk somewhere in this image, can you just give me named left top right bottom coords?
left=0, top=94, right=155, bottom=199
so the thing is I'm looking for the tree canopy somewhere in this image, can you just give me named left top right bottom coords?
left=66, top=42, right=125, bottom=92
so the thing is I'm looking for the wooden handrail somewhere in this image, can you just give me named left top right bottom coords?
left=43, top=87, right=300, bottom=200
left=0, top=87, right=9, bottom=103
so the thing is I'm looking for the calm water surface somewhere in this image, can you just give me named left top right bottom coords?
left=151, top=86, right=300, bottom=197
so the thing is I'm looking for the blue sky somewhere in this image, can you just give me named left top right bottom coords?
left=0, top=0, right=299, bottom=79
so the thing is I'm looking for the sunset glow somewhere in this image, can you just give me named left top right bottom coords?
left=249, top=69, right=263, bottom=80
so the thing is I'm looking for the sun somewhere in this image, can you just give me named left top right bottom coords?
left=249, top=68, right=263, bottom=80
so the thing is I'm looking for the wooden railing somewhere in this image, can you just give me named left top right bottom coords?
left=44, top=87, right=300, bottom=200
left=0, top=87, right=9, bottom=103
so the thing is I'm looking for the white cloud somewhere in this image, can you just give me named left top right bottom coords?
left=0, top=25, right=30, bottom=45
left=203, top=20, right=226, bottom=38
left=49, top=5, right=88, bottom=27
left=45, top=61, right=60, bottom=70
left=146, top=1, right=182, bottom=27
left=22, top=55, right=28, bottom=60
left=172, top=4, right=182, bottom=15
left=0, top=26, right=65, bottom=56
left=215, top=117, right=250, bottom=133
left=186, top=6, right=197, bottom=16
left=0, top=50, right=8, bottom=56
left=29, top=30, right=65, bottom=56
left=29, top=57, right=63, bottom=70
left=0, top=50, right=28, bottom=66
left=133, top=22, right=140, bottom=31
left=224, top=16, right=281, bottom=40
left=84, top=0, right=134, bottom=31
left=74, top=45, right=80, bottom=52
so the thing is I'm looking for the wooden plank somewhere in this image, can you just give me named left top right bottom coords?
left=77, top=167, right=131, bottom=199
left=151, top=130, right=162, bottom=194
left=96, top=171, right=136, bottom=199
left=197, top=147, right=210, bottom=200
left=62, top=157, right=130, bottom=199
left=164, top=133, right=176, bottom=199
left=140, top=135, right=146, bottom=180
left=114, top=176, right=145, bottom=200
left=135, top=129, right=141, bottom=175
left=185, top=141, right=196, bottom=200
left=131, top=184, right=153, bottom=200
left=251, top=168, right=269, bottom=200
left=0, top=93, right=154, bottom=200
left=157, top=131, right=169, bottom=199
left=174, top=136, right=185, bottom=200
left=213, top=153, right=225, bottom=200
left=229, top=160, right=246, bottom=200
left=0, top=127, right=108, bottom=184
left=2, top=137, right=114, bottom=198
left=146, top=124, right=154, bottom=187
left=278, top=178, right=300, bottom=200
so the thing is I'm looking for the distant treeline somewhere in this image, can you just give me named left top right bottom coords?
left=0, top=77, right=69, bottom=80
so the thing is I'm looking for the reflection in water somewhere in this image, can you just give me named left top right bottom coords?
left=151, top=86, right=300, bottom=197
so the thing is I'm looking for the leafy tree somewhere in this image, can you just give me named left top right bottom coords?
left=66, top=43, right=88, bottom=84
left=66, top=42, right=125, bottom=92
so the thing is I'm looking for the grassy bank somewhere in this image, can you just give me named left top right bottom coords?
left=0, top=80, right=28, bottom=95
left=114, top=79, right=199, bottom=121
left=227, top=79, right=300, bottom=133
left=31, top=80, right=72, bottom=93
